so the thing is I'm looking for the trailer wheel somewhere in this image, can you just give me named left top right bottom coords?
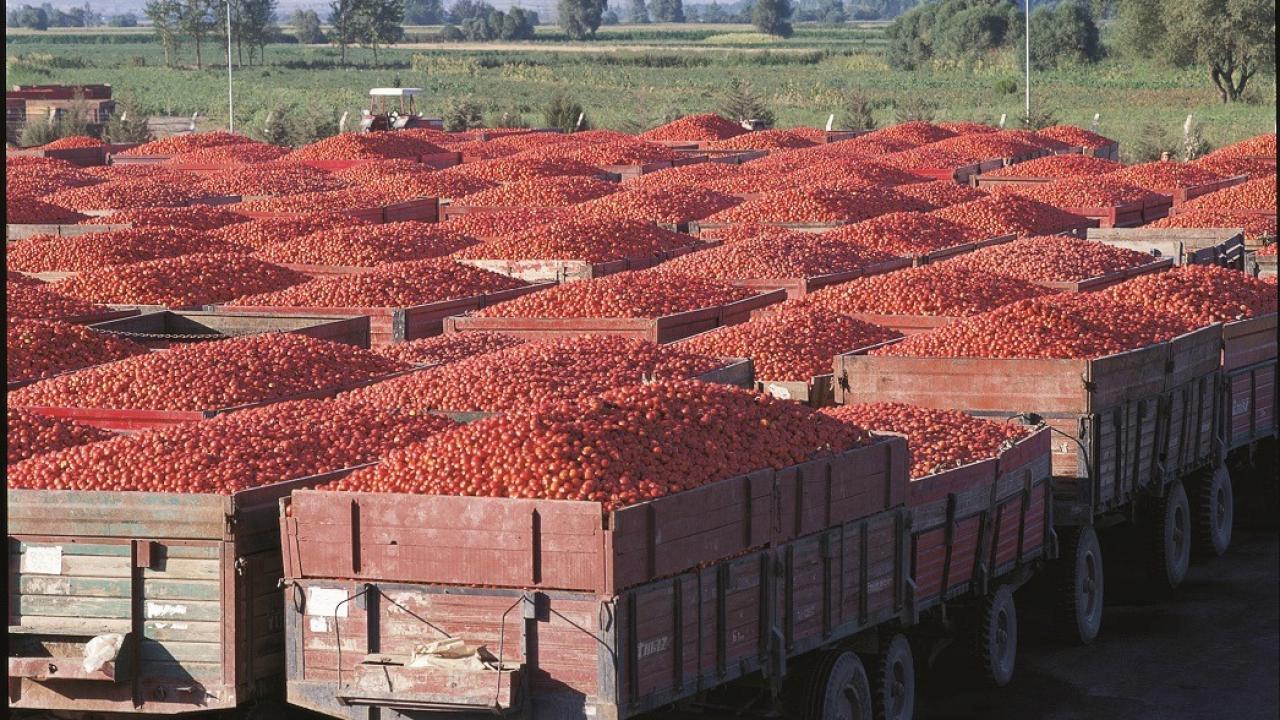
left=1145, top=478, right=1191, bottom=592
left=868, top=633, right=915, bottom=720
left=1053, top=525, right=1103, bottom=645
left=973, top=585, right=1018, bottom=688
left=792, top=649, right=874, bottom=720
left=1192, top=465, right=1233, bottom=558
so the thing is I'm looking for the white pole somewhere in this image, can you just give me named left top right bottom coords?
left=226, top=1, right=234, bottom=133
left=1024, top=0, right=1031, bottom=119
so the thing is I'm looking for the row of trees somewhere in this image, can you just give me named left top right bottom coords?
left=144, top=0, right=279, bottom=68
left=7, top=3, right=113, bottom=29
left=328, top=0, right=407, bottom=63
left=885, top=0, right=1272, bottom=103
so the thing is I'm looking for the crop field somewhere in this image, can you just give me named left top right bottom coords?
left=6, top=22, right=1274, bottom=156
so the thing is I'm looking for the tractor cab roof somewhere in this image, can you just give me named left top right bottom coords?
left=369, top=88, right=424, bottom=97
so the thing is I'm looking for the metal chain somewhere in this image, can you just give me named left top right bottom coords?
left=92, top=329, right=256, bottom=341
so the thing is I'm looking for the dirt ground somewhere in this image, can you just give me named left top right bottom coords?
left=917, top=527, right=1279, bottom=720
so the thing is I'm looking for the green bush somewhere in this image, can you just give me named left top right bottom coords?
left=1024, top=0, right=1102, bottom=71
left=894, top=96, right=937, bottom=123
left=442, top=98, right=484, bottom=131
left=993, top=77, right=1018, bottom=95
left=543, top=92, right=588, bottom=133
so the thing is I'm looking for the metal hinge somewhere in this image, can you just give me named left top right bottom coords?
left=224, top=513, right=236, bottom=535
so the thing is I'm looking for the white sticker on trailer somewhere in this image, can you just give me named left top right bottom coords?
left=766, top=384, right=792, bottom=401
left=21, top=546, right=62, bottom=575
left=307, top=587, right=350, bottom=617
left=309, top=616, right=331, bottom=633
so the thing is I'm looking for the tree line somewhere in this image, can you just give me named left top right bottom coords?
left=885, top=0, right=1273, bottom=104
left=143, top=0, right=280, bottom=68
left=7, top=2, right=141, bottom=29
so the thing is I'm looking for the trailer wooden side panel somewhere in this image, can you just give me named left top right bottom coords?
left=1223, top=315, right=1279, bottom=450
left=282, top=508, right=908, bottom=720
left=286, top=439, right=909, bottom=596
left=6, top=472, right=345, bottom=715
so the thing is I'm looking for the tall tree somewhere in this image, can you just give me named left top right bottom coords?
left=329, top=0, right=363, bottom=64
left=242, top=0, right=278, bottom=64
left=179, top=0, right=218, bottom=70
left=628, top=0, right=650, bottom=22
left=1161, top=0, right=1274, bottom=102
left=144, top=0, right=183, bottom=66
left=359, top=0, right=406, bottom=64
left=291, top=8, right=325, bottom=43
left=650, top=0, right=684, bottom=21
left=405, top=0, right=445, bottom=23
left=557, top=0, right=605, bottom=39
left=753, top=0, right=793, bottom=36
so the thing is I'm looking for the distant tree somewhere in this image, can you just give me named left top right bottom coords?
left=817, top=0, right=846, bottom=23
left=700, top=3, right=728, bottom=21
left=684, top=5, right=700, bottom=20
left=753, top=0, right=793, bottom=36
left=1023, top=0, right=1100, bottom=70
left=886, top=0, right=1021, bottom=70
left=358, top=0, right=406, bottom=64
left=405, top=0, right=445, bottom=23
left=558, top=0, right=606, bottom=39
left=601, top=9, right=620, bottom=23
left=629, top=0, right=650, bottom=22
left=329, top=0, right=362, bottom=64
left=438, top=23, right=465, bottom=38
left=109, top=12, right=139, bottom=27
left=291, top=8, right=325, bottom=42
left=144, top=0, right=184, bottom=66
left=447, top=0, right=491, bottom=22
left=499, top=7, right=538, bottom=38
left=258, top=105, right=294, bottom=146
left=16, top=4, right=50, bottom=29
left=650, top=0, right=684, bottom=21
left=178, top=0, right=218, bottom=70
left=893, top=96, right=936, bottom=122
left=241, top=0, right=279, bottom=64
left=1161, top=0, right=1274, bottom=103
left=720, top=78, right=775, bottom=128
left=1113, top=0, right=1163, bottom=59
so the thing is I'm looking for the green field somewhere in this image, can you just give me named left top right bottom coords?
left=6, top=23, right=1275, bottom=158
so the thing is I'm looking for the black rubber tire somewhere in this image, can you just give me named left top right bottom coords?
left=788, top=649, right=874, bottom=720
left=1192, top=465, right=1234, bottom=558
left=867, top=634, right=915, bottom=720
left=973, top=585, right=1018, bottom=688
left=1052, top=525, right=1104, bottom=645
left=1145, top=479, right=1192, bottom=592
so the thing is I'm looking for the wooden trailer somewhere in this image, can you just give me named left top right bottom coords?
left=834, top=325, right=1226, bottom=644
left=7, top=469, right=352, bottom=715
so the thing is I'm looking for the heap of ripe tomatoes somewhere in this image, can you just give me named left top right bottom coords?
left=10, top=333, right=406, bottom=412
left=679, top=304, right=902, bottom=381
left=874, top=293, right=1196, bottom=360
left=228, top=259, right=529, bottom=308
left=88, top=205, right=250, bottom=231
left=342, top=335, right=727, bottom=413
left=474, top=270, right=759, bottom=319
left=51, top=253, right=308, bottom=307
left=942, top=235, right=1160, bottom=284
left=804, top=264, right=1051, bottom=317
left=822, top=402, right=1029, bottom=479
left=6, top=282, right=115, bottom=322
left=455, top=176, right=618, bottom=208
left=455, top=217, right=694, bottom=264
left=1103, top=265, right=1278, bottom=325
left=638, top=113, right=747, bottom=142
left=7, top=408, right=114, bottom=465
left=6, top=399, right=457, bottom=493
left=332, top=380, right=874, bottom=510
left=8, top=319, right=150, bottom=384
left=253, top=222, right=475, bottom=267
left=8, top=227, right=245, bottom=273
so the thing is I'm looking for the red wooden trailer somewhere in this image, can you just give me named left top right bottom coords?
left=834, top=325, right=1225, bottom=644
left=279, top=437, right=914, bottom=719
